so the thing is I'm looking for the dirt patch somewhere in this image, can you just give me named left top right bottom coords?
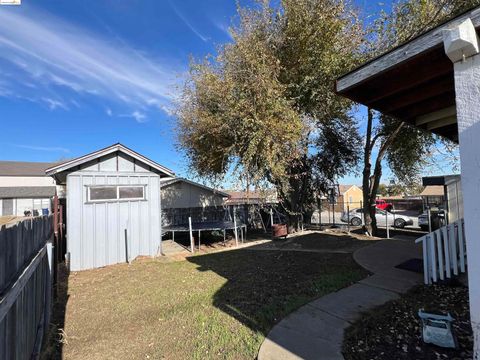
left=343, top=283, right=472, bottom=360
left=254, top=230, right=379, bottom=253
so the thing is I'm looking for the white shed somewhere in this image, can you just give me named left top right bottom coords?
left=46, top=144, right=174, bottom=271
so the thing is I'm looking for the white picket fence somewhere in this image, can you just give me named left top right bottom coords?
left=415, top=218, right=467, bottom=285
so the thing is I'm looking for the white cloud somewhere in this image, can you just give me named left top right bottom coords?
left=42, top=97, right=68, bottom=110
left=0, top=7, right=180, bottom=117
left=14, top=144, right=70, bottom=153
left=106, top=107, right=113, bottom=116
left=168, top=0, right=209, bottom=42
left=120, top=111, right=147, bottom=123
left=131, top=111, right=147, bottom=123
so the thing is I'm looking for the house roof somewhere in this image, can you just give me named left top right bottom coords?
left=0, top=186, right=56, bottom=198
left=0, top=161, right=58, bottom=177
left=160, top=177, right=229, bottom=197
left=45, top=143, right=174, bottom=177
left=336, top=6, right=480, bottom=143
left=420, top=186, right=445, bottom=197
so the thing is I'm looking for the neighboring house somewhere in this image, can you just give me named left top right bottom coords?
left=160, top=178, right=229, bottom=226
left=0, top=161, right=58, bottom=216
left=419, top=185, right=445, bottom=208
left=46, top=143, right=174, bottom=271
left=335, top=8, right=480, bottom=353
left=338, top=185, right=363, bottom=210
left=161, top=178, right=228, bottom=208
left=321, top=184, right=363, bottom=212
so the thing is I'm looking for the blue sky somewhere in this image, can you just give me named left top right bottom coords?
left=0, top=0, right=455, bottom=186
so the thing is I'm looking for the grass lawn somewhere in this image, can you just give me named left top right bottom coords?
left=45, top=243, right=369, bottom=360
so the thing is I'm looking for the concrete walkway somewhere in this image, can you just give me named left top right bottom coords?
left=257, top=238, right=423, bottom=360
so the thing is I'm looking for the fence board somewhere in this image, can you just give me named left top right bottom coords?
left=0, top=216, right=54, bottom=360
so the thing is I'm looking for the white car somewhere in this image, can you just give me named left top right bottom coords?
left=341, top=208, right=413, bottom=228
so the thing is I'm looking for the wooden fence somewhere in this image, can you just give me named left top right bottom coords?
left=0, top=216, right=54, bottom=360
left=415, top=218, right=467, bottom=284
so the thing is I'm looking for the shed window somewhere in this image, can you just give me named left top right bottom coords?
left=88, top=185, right=145, bottom=202
left=89, top=186, right=117, bottom=201
left=119, top=186, right=144, bottom=199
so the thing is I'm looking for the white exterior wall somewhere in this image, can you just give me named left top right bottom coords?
left=161, top=181, right=225, bottom=209
left=66, top=153, right=162, bottom=271
left=444, top=19, right=480, bottom=356
left=447, top=179, right=463, bottom=223
left=0, top=176, right=55, bottom=187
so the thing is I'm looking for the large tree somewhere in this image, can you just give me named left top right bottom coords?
left=177, top=0, right=363, bottom=230
left=361, top=0, right=479, bottom=236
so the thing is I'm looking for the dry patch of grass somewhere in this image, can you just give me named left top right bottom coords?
left=50, top=248, right=367, bottom=360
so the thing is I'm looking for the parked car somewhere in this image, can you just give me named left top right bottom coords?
left=418, top=208, right=446, bottom=231
left=375, top=199, right=393, bottom=211
left=341, top=208, right=413, bottom=228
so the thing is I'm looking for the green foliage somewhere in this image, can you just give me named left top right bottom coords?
left=177, top=0, right=363, bottom=225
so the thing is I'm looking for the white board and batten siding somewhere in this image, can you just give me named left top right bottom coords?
left=66, top=152, right=162, bottom=271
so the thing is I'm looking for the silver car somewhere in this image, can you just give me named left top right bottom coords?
left=340, top=208, right=413, bottom=228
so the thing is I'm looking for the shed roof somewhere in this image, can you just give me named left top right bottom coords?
left=0, top=161, right=58, bottom=177
left=45, top=143, right=174, bottom=177
left=160, top=177, right=229, bottom=197
left=0, top=186, right=56, bottom=198
left=335, top=6, right=480, bottom=142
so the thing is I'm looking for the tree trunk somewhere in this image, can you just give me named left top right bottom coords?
left=362, top=109, right=405, bottom=237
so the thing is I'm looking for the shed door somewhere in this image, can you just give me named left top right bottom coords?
left=2, top=199, right=13, bottom=216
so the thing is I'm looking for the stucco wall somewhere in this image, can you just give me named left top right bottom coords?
left=0, top=176, right=55, bottom=187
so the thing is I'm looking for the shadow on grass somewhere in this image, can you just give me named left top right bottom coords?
left=41, top=264, right=70, bottom=360
left=187, top=240, right=369, bottom=336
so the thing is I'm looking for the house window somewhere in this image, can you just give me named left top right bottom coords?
left=88, top=185, right=145, bottom=202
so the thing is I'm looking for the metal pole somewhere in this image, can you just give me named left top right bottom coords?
left=270, top=208, right=274, bottom=227
left=347, top=205, right=350, bottom=233
left=332, top=203, right=336, bottom=227
left=360, top=200, right=363, bottom=225
left=234, top=208, right=239, bottom=247
left=386, top=211, right=390, bottom=239
left=198, top=230, right=201, bottom=250
left=124, top=229, right=129, bottom=263
left=189, top=217, right=194, bottom=253
left=428, top=208, right=432, bottom=233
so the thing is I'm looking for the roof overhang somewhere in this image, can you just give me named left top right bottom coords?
left=336, top=6, right=480, bottom=143
left=45, top=143, right=175, bottom=177
left=422, top=174, right=461, bottom=186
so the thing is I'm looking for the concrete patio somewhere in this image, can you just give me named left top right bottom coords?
left=258, top=238, right=423, bottom=360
